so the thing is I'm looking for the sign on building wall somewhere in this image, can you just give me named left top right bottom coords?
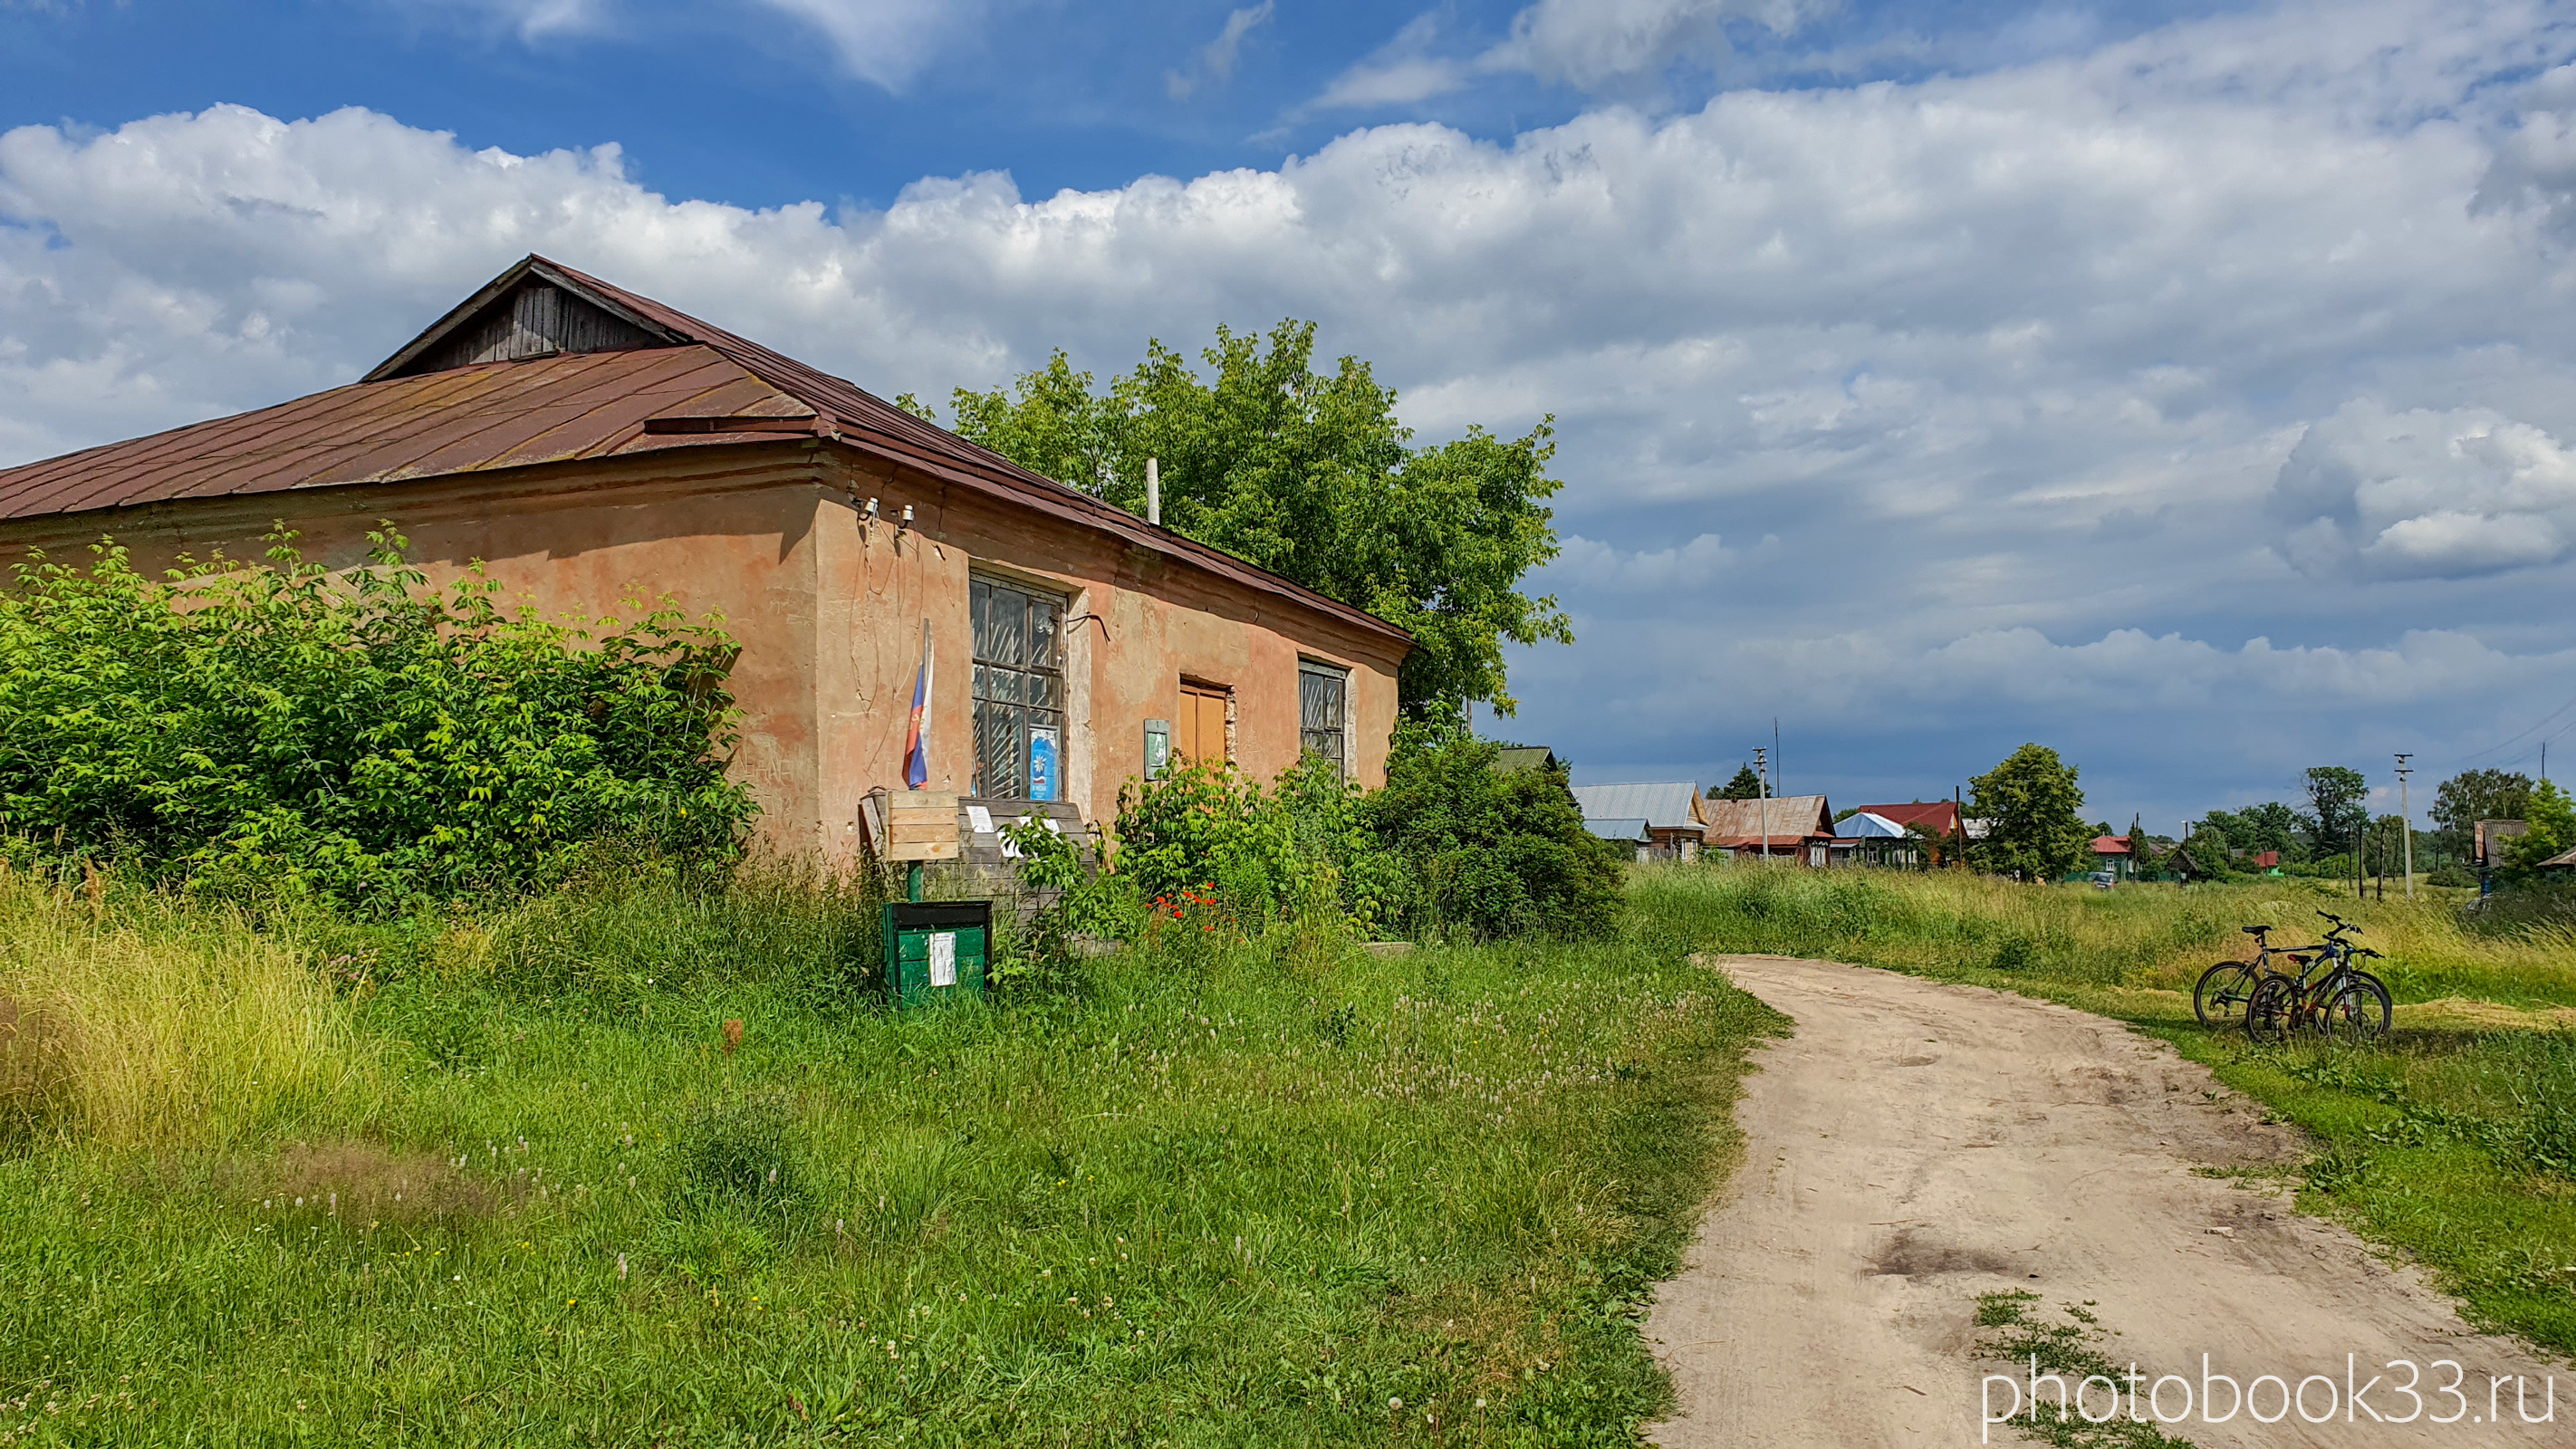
left=1029, top=727, right=1059, bottom=801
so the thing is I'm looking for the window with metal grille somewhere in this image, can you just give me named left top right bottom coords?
left=1299, top=662, right=1349, bottom=776
left=971, top=577, right=1065, bottom=800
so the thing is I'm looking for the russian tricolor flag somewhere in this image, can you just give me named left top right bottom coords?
left=903, top=619, right=932, bottom=789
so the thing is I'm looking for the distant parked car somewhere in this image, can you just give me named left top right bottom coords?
left=2088, top=870, right=2116, bottom=889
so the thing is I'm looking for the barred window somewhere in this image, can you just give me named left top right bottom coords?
left=971, top=577, right=1065, bottom=801
left=1299, top=662, right=1348, bottom=776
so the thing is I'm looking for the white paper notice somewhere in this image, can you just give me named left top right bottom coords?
left=966, top=805, right=995, bottom=834
left=928, top=931, right=957, bottom=987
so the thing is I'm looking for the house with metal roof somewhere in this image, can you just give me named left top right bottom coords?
left=1571, top=782, right=1706, bottom=860
left=1584, top=818, right=1657, bottom=859
left=1700, top=794, right=1837, bottom=865
left=0, top=255, right=1411, bottom=860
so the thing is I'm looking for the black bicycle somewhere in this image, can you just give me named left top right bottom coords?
left=2193, top=924, right=2320, bottom=1027
left=2246, top=912, right=2393, bottom=1045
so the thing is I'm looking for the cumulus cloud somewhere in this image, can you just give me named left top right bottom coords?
left=2269, top=401, right=2576, bottom=579
left=6, top=0, right=2576, bottom=811
left=1167, top=1, right=1274, bottom=101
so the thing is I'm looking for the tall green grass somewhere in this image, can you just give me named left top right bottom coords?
left=0, top=868, right=1782, bottom=1445
left=0, top=868, right=380, bottom=1151
left=1630, top=861, right=2576, bottom=1006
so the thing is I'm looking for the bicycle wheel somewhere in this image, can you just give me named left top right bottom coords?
left=2194, top=961, right=2260, bottom=1027
left=2321, top=974, right=2392, bottom=1045
left=2245, top=975, right=2298, bottom=1044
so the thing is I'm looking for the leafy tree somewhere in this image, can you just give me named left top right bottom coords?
left=2301, top=766, right=2371, bottom=859
left=2198, top=801, right=2302, bottom=861
left=2239, top=801, right=2305, bottom=861
left=937, top=322, right=1571, bottom=721
left=1712, top=765, right=1764, bottom=801
left=2431, top=768, right=2533, bottom=863
left=2503, top=779, right=2576, bottom=878
left=2125, top=812, right=2155, bottom=875
left=1967, top=744, right=2091, bottom=881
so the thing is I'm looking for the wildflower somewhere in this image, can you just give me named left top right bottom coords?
left=1389, top=1397, right=1403, bottom=1410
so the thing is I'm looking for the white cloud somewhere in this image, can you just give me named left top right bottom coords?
left=1307, top=15, right=1468, bottom=111
left=1483, top=0, right=1824, bottom=93
left=2269, top=400, right=2576, bottom=579
left=750, top=0, right=970, bottom=91
left=400, top=0, right=612, bottom=41
left=1312, top=0, right=1832, bottom=110
left=1548, top=531, right=1758, bottom=590
left=1167, top=1, right=1274, bottom=101
left=8, top=1, right=2576, bottom=810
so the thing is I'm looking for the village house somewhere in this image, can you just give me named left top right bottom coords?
left=2087, top=833, right=2135, bottom=881
left=1844, top=800, right=1967, bottom=867
left=1700, top=794, right=1836, bottom=866
left=1571, top=782, right=1706, bottom=861
left=0, top=256, right=1410, bottom=861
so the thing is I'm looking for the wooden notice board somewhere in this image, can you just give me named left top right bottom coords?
left=866, top=790, right=961, bottom=861
left=1175, top=682, right=1228, bottom=764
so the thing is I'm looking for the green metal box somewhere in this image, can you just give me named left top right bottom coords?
left=881, top=900, right=992, bottom=1007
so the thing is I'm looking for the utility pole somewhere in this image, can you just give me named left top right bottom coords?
left=1754, top=746, right=1771, bottom=864
left=1773, top=718, right=1782, bottom=800
left=2394, top=753, right=2414, bottom=900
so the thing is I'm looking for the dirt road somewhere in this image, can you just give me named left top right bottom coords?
left=1644, top=955, right=2564, bottom=1447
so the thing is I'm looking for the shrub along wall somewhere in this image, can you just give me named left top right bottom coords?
left=1102, top=730, right=1622, bottom=945
left=0, top=530, right=755, bottom=908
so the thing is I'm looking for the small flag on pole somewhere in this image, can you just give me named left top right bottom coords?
left=903, top=619, right=933, bottom=789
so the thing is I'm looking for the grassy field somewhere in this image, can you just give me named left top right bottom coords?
left=1632, top=863, right=2576, bottom=1358
left=0, top=866, right=1783, bottom=1446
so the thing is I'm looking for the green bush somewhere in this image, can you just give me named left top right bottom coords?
left=0, top=529, right=755, bottom=908
left=1104, top=735, right=1615, bottom=945
left=1109, top=758, right=1309, bottom=923
left=1362, top=730, right=1622, bottom=941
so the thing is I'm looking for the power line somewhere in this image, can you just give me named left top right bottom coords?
left=2452, top=687, right=2576, bottom=766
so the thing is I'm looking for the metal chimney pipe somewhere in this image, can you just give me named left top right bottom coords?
left=1146, top=456, right=1160, bottom=525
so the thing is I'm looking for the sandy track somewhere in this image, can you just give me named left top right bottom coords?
left=1644, top=955, right=2564, bottom=1447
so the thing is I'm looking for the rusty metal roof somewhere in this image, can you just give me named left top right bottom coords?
left=0, top=346, right=812, bottom=522
left=0, top=254, right=1412, bottom=650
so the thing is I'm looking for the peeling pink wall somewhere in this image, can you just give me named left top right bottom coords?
left=0, top=440, right=1408, bottom=860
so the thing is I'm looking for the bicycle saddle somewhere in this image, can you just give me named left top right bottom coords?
left=2240, top=925, right=2271, bottom=935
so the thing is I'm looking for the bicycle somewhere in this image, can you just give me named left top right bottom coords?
left=2193, top=925, right=2320, bottom=1027
left=2246, top=912, right=2393, bottom=1045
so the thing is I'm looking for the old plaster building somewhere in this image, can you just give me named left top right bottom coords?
left=0, top=256, right=1410, bottom=859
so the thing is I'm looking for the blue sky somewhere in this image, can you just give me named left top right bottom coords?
left=3, top=2, right=2248, bottom=210
left=6, top=0, right=2576, bottom=833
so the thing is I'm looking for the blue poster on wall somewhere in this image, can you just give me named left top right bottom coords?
left=1027, top=727, right=1059, bottom=801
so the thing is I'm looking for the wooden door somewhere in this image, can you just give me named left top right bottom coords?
left=1177, top=682, right=1229, bottom=764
